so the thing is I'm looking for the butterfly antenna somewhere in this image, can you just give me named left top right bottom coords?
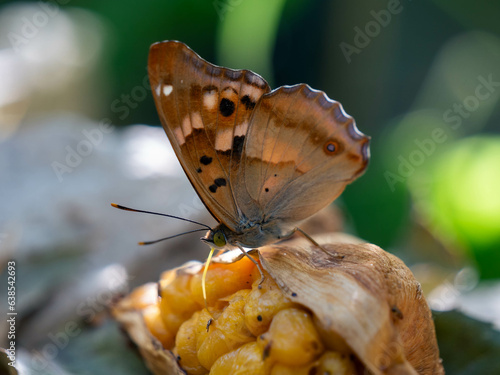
left=111, top=203, right=212, bottom=230
left=138, top=228, right=208, bottom=245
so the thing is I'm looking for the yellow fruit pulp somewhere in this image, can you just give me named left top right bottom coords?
left=134, top=255, right=356, bottom=374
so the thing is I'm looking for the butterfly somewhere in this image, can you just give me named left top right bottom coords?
left=146, top=40, right=369, bottom=255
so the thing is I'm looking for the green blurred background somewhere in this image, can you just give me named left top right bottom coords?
left=1, top=0, right=499, bottom=373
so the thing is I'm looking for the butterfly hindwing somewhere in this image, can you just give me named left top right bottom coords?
left=236, top=84, right=370, bottom=226
left=148, top=41, right=271, bottom=230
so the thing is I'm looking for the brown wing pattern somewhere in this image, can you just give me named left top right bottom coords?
left=235, top=84, right=370, bottom=225
left=148, top=41, right=270, bottom=230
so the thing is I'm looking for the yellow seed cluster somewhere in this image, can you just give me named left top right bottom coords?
left=133, top=255, right=357, bottom=374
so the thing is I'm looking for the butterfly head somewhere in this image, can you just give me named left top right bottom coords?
left=201, top=224, right=234, bottom=250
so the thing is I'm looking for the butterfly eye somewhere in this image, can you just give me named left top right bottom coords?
left=324, top=140, right=340, bottom=155
left=213, top=231, right=226, bottom=247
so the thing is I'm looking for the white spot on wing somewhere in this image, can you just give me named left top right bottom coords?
left=203, top=90, right=217, bottom=110
left=155, top=84, right=161, bottom=97
left=163, top=85, right=173, bottom=96
left=191, top=112, right=203, bottom=129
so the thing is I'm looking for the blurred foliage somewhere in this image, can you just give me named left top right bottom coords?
left=410, top=137, right=500, bottom=279
left=435, top=310, right=500, bottom=375
left=217, top=0, right=287, bottom=84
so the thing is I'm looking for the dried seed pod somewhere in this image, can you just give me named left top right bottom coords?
left=112, top=234, right=444, bottom=375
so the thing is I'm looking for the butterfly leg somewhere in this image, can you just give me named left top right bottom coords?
left=294, top=227, right=345, bottom=260
left=236, top=244, right=265, bottom=287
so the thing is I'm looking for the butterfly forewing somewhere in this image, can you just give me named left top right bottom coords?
left=148, top=41, right=271, bottom=230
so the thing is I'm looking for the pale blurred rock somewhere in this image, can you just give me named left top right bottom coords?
left=0, top=115, right=214, bottom=350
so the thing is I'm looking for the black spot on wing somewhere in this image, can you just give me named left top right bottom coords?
left=233, top=135, right=245, bottom=155
left=200, top=155, right=212, bottom=165
left=219, top=98, right=235, bottom=117
left=241, top=95, right=256, bottom=110
left=196, top=167, right=202, bottom=173
left=214, top=178, right=226, bottom=187
left=209, top=178, right=227, bottom=193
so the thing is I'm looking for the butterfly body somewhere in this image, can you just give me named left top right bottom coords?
left=203, top=218, right=295, bottom=251
left=148, top=41, right=370, bottom=251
